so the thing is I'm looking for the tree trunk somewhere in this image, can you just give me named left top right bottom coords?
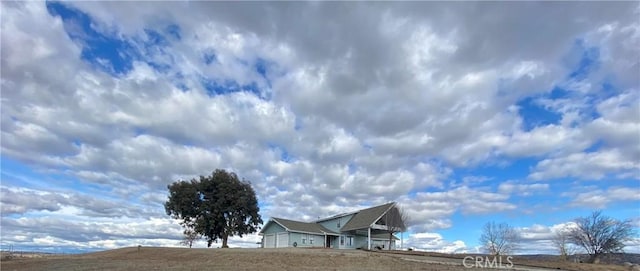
left=389, top=232, right=393, bottom=250
left=222, top=232, right=229, bottom=248
left=590, top=254, right=601, bottom=264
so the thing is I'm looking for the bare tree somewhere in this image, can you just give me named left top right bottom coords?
left=479, top=221, right=519, bottom=255
left=552, top=228, right=576, bottom=260
left=383, top=205, right=409, bottom=250
left=180, top=228, right=201, bottom=248
left=568, top=211, right=635, bottom=263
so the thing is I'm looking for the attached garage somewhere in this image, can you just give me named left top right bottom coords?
left=260, top=217, right=336, bottom=249
left=276, top=232, right=289, bottom=247
left=264, top=234, right=275, bottom=248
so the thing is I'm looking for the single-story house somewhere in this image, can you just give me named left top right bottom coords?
left=259, top=202, right=404, bottom=249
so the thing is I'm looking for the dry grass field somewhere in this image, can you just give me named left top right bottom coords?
left=375, top=250, right=636, bottom=271
left=0, top=247, right=635, bottom=271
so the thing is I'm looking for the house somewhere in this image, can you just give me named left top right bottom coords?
left=259, top=202, right=404, bottom=249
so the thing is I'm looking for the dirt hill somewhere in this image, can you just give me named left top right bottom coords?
left=1, top=247, right=636, bottom=271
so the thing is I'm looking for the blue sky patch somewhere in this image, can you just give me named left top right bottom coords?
left=1, top=156, right=107, bottom=195
left=47, top=2, right=182, bottom=76
left=203, top=51, right=218, bottom=65
left=568, top=39, right=600, bottom=80
left=584, top=139, right=604, bottom=153
left=201, top=77, right=265, bottom=98
left=136, top=29, right=175, bottom=73
left=202, top=78, right=240, bottom=96
left=347, top=163, right=357, bottom=174
left=452, top=158, right=539, bottom=187
left=255, top=58, right=281, bottom=89
left=548, top=86, right=570, bottom=100
left=143, top=29, right=169, bottom=47
left=255, top=58, right=269, bottom=78
left=268, top=144, right=295, bottom=162
left=46, top=2, right=136, bottom=75
left=516, top=97, right=562, bottom=131
left=164, top=24, right=181, bottom=41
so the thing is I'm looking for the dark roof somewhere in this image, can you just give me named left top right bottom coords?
left=315, top=211, right=357, bottom=223
left=341, top=202, right=395, bottom=231
left=271, top=217, right=337, bottom=235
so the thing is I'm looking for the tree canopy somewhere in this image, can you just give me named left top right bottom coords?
left=568, top=211, right=634, bottom=263
left=382, top=205, right=409, bottom=250
left=165, top=169, right=262, bottom=248
left=479, top=221, right=519, bottom=255
left=180, top=228, right=201, bottom=248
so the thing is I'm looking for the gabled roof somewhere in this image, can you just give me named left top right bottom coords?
left=267, top=217, right=338, bottom=235
left=340, top=202, right=395, bottom=231
left=315, top=211, right=357, bottom=223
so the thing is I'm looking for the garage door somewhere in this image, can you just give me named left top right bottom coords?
left=277, top=232, right=288, bottom=248
left=264, top=234, right=275, bottom=248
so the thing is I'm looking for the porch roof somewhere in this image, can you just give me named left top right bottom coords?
left=269, top=217, right=339, bottom=235
left=340, top=202, right=395, bottom=231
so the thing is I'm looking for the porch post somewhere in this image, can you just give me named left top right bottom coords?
left=367, top=227, right=371, bottom=250
left=324, top=233, right=327, bottom=248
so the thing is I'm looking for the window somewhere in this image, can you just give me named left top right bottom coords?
left=302, top=235, right=306, bottom=244
left=340, top=236, right=344, bottom=245
left=337, top=221, right=341, bottom=228
left=310, top=236, right=314, bottom=244
left=347, top=236, right=353, bottom=246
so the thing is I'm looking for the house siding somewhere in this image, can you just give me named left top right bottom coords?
left=354, top=235, right=368, bottom=249
left=318, top=214, right=354, bottom=233
left=262, top=221, right=286, bottom=234
left=289, top=232, right=325, bottom=248
left=337, top=234, right=360, bottom=249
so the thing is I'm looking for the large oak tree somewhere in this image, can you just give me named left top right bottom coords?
left=165, top=169, right=262, bottom=248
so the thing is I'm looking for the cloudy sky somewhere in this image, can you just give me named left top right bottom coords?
left=1, top=1, right=639, bottom=254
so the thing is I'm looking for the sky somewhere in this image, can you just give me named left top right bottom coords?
left=1, top=1, right=639, bottom=255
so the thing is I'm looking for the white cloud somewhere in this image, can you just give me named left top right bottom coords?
left=529, top=149, right=640, bottom=181
left=527, top=90, right=639, bottom=181
left=502, top=125, right=591, bottom=158
left=516, top=222, right=579, bottom=255
left=404, top=232, right=469, bottom=253
left=566, top=186, right=640, bottom=209
left=398, top=186, right=516, bottom=233
left=497, top=182, right=549, bottom=196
